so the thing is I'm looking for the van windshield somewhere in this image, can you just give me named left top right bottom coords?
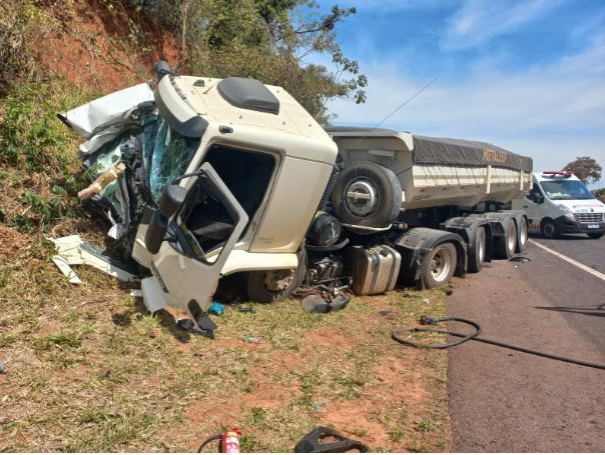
left=540, top=180, right=594, bottom=200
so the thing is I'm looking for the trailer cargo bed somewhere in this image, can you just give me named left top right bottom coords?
left=326, top=127, right=533, bottom=210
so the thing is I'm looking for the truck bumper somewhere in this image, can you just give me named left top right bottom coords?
left=555, top=216, right=605, bottom=234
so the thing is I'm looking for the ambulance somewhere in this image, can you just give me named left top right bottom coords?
left=512, top=171, right=605, bottom=239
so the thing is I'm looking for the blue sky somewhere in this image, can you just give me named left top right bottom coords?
left=310, top=0, right=605, bottom=186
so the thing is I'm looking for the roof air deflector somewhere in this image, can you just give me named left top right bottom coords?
left=217, top=77, right=280, bottom=115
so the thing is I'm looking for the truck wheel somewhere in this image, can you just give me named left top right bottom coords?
left=468, top=227, right=486, bottom=273
left=246, top=266, right=305, bottom=303
left=495, top=219, right=517, bottom=259
left=540, top=218, right=559, bottom=239
left=588, top=232, right=604, bottom=239
left=421, top=243, right=457, bottom=289
left=516, top=217, right=528, bottom=253
left=331, top=161, right=402, bottom=229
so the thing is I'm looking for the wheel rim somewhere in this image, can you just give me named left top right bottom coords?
left=476, top=228, right=486, bottom=264
left=507, top=224, right=516, bottom=251
left=344, top=178, right=379, bottom=217
left=429, top=245, right=454, bottom=283
left=264, top=269, right=294, bottom=292
left=519, top=219, right=528, bottom=246
left=544, top=222, right=555, bottom=237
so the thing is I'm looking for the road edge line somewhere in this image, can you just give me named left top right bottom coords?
left=528, top=239, right=605, bottom=282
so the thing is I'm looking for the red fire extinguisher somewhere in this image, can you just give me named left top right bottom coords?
left=221, top=428, right=241, bottom=453
left=197, top=428, right=241, bottom=453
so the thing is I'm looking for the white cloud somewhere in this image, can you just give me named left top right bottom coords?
left=441, top=0, right=564, bottom=50
left=326, top=35, right=605, bottom=184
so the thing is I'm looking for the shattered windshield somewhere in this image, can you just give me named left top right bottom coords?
left=142, top=115, right=201, bottom=203
left=540, top=180, right=594, bottom=200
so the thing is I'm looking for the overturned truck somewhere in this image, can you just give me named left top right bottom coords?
left=59, top=62, right=533, bottom=333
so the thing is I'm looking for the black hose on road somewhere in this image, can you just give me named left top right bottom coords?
left=392, top=316, right=605, bottom=371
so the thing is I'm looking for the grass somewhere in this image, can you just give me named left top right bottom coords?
left=0, top=239, right=453, bottom=452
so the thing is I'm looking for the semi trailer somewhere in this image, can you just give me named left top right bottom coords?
left=58, top=62, right=533, bottom=331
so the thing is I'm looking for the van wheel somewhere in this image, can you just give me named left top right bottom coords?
left=495, top=219, right=517, bottom=259
left=246, top=266, right=305, bottom=303
left=516, top=217, right=528, bottom=252
left=541, top=219, right=559, bottom=239
left=468, top=227, right=486, bottom=273
left=331, top=161, right=402, bottom=229
left=421, top=243, right=457, bottom=289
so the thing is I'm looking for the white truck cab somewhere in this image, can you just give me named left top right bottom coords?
left=512, top=171, right=605, bottom=239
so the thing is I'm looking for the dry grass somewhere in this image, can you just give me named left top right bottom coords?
left=0, top=228, right=452, bottom=451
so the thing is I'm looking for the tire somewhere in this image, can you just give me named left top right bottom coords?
left=516, top=217, right=529, bottom=253
left=588, top=232, right=604, bottom=239
left=331, top=161, right=402, bottom=229
left=541, top=218, right=559, bottom=239
left=246, top=264, right=306, bottom=303
left=468, top=226, right=486, bottom=273
left=421, top=242, right=457, bottom=289
left=494, top=218, right=517, bottom=259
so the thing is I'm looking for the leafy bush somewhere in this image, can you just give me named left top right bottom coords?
left=0, top=0, right=50, bottom=96
left=0, top=79, right=94, bottom=229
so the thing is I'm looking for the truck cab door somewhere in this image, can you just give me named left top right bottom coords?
left=142, top=162, right=248, bottom=332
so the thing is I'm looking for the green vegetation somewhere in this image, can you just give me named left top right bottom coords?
left=134, top=0, right=367, bottom=124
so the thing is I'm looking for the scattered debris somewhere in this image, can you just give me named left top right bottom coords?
left=242, top=336, right=263, bottom=343
left=208, top=302, right=224, bottom=315
left=509, top=255, right=531, bottom=264
left=422, top=298, right=431, bottom=305
left=238, top=307, right=255, bottom=313
left=445, top=288, right=454, bottom=296
left=403, top=293, right=413, bottom=298
left=301, top=291, right=350, bottom=313
left=129, top=289, right=143, bottom=298
left=48, top=235, right=138, bottom=283
left=294, top=426, right=369, bottom=453
left=0, top=361, right=6, bottom=374
left=378, top=309, right=393, bottom=317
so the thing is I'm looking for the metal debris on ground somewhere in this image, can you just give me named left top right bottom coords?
left=47, top=235, right=138, bottom=283
left=0, top=361, right=6, bottom=374
left=238, top=307, right=255, bottom=313
left=508, top=255, right=531, bottom=263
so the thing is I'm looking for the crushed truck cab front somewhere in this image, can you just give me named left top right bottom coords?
left=60, top=62, right=338, bottom=328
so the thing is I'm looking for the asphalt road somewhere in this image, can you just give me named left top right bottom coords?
left=447, top=234, right=605, bottom=452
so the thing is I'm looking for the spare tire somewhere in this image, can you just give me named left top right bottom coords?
left=331, top=161, right=402, bottom=228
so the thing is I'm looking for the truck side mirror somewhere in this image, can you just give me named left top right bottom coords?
left=145, top=185, right=188, bottom=255
left=532, top=193, right=544, bottom=204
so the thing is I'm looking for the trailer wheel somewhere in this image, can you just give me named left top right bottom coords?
left=331, top=161, right=402, bottom=229
left=468, top=227, right=486, bottom=273
left=540, top=218, right=559, bottom=239
left=421, top=242, right=457, bottom=288
left=495, top=218, right=517, bottom=259
left=246, top=266, right=305, bottom=303
left=516, top=217, right=528, bottom=252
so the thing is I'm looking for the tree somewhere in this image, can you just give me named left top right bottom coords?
left=562, top=156, right=602, bottom=185
left=134, top=0, right=366, bottom=124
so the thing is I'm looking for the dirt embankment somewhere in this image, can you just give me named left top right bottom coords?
left=36, top=0, right=181, bottom=93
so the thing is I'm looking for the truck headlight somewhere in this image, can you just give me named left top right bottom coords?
left=558, top=204, right=575, bottom=221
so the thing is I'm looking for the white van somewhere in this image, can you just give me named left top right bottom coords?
left=512, top=171, right=605, bottom=239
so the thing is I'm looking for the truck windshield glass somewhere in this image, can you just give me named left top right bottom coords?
left=142, top=115, right=201, bottom=203
left=540, top=180, right=594, bottom=200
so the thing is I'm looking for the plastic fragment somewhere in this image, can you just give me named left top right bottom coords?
left=208, top=302, right=224, bottom=315
left=242, top=336, right=262, bottom=343
left=0, top=362, right=6, bottom=374
left=422, top=298, right=431, bottom=304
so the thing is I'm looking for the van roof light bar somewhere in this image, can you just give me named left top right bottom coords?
left=542, top=171, right=574, bottom=178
